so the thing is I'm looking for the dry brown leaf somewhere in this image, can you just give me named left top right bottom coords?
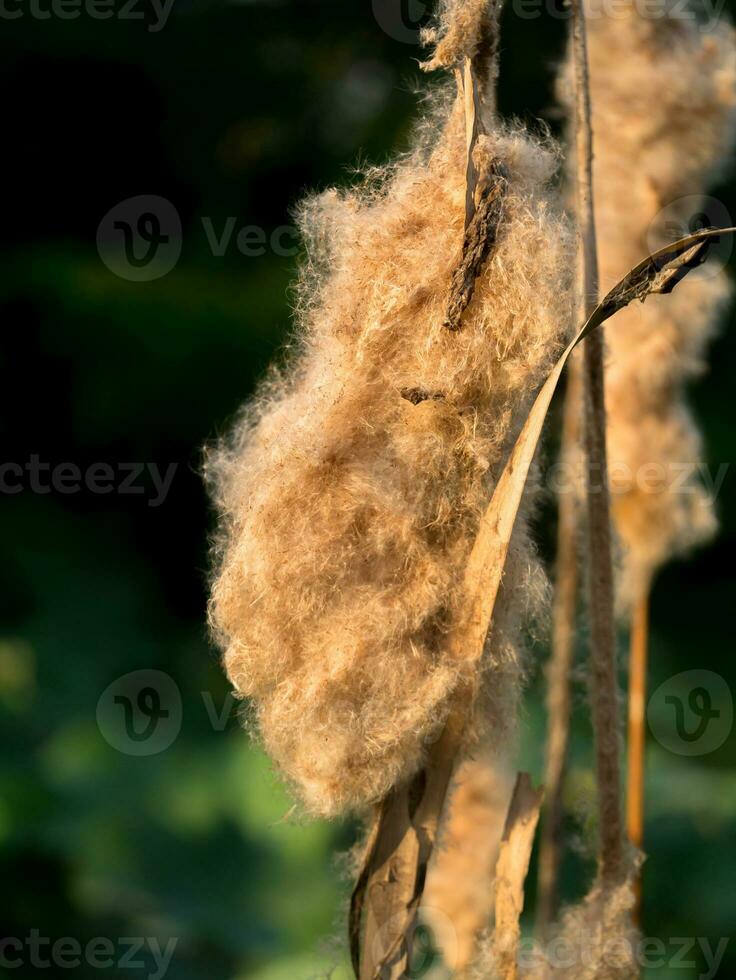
left=453, top=227, right=733, bottom=672
left=350, top=226, right=734, bottom=980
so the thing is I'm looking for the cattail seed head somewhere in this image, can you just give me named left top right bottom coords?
left=207, top=84, right=574, bottom=817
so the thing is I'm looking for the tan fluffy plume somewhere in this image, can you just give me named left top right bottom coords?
left=424, top=754, right=513, bottom=974
left=207, top=73, right=574, bottom=816
left=422, top=0, right=502, bottom=71
left=473, top=861, right=639, bottom=979
left=530, top=869, right=639, bottom=980
left=562, top=0, right=736, bottom=603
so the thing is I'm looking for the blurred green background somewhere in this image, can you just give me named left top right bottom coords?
left=1, top=2, right=735, bottom=977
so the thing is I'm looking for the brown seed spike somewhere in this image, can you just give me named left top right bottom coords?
left=444, top=158, right=508, bottom=331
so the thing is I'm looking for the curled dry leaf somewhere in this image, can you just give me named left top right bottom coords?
left=351, top=226, right=735, bottom=980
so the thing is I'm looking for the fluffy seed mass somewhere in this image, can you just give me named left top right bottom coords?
left=562, top=1, right=736, bottom=602
left=207, top=80, right=574, bottom=816
left=421, top=0, right=501, bottom=70
left=472, top=863, right=639, bottom=979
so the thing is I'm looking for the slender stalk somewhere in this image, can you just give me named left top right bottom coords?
left=536, top=357, right=582, bottom=935
left=627, top=588, right=650, bottom=920
left=494, top=774, right=544, bottom=980
left=570, top=0, right=624, bottom=883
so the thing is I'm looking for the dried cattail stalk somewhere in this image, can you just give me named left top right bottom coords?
left=626, top=589, right=648, bottom=917
left=571, top=0, right=736, bottom=604
left=535, top=354, right=582, bottom=937
left=424, top=754, right=513, bottom=974
left=558, top=0, right=736, bottom=916
left=570, top=0, right=624, bottom=885
left=207, top=75, right=574, bottom=817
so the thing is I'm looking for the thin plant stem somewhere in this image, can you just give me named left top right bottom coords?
left=627, top=588, right=650, bottom=921
left=570, top=0, right=624, bottom=883
left=494, top=774, right=544, bottom=980
left=536, top=356, right=582, bottom=935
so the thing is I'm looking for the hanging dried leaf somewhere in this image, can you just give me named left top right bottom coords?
left=455, top=227, right=734, bottom=674
left=351, top=226, right=734, bottom=980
